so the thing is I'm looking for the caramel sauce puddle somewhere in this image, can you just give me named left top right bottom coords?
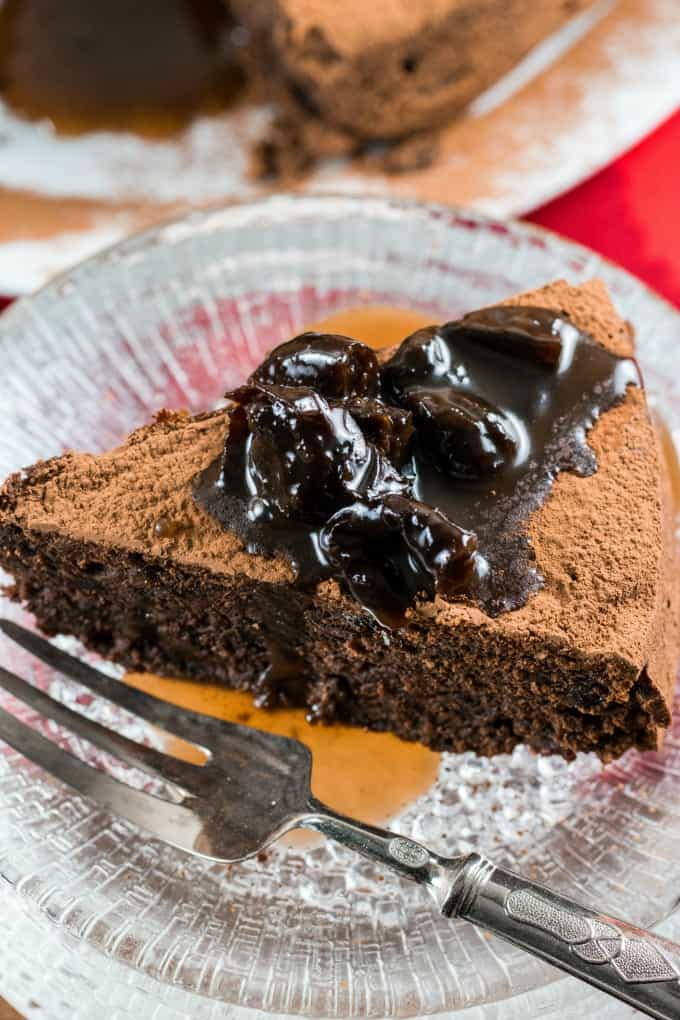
left=654, top=413, right=680, bottom=518
left=125, top=675, right=440, bottom=830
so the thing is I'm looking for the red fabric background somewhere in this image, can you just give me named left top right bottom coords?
left=528, top=108, right=680, bottom=308
left=1, top=107, right=679, bottom=311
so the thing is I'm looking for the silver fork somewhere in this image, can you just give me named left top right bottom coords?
left=1, top=619, right=680, bottom=1020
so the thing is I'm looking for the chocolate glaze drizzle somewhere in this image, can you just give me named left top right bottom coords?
left=194, top=308, right=639, bottom=627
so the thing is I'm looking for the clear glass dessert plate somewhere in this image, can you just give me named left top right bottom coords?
left=0, top=195, right=679, bottom=1020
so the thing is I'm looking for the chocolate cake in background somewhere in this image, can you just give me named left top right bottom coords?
left=235, top=0, right=598, bottom=177
left=1, top=279, right=677, bottom=763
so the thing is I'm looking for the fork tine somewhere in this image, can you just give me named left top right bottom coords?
left=0, top=706, right=204, bottom=854
left=0, top=664, right=205, bottom=793
left=0, top=620, right=224, bottom=745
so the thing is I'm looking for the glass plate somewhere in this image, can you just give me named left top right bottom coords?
left=0, top=195, right=679, bottom=1020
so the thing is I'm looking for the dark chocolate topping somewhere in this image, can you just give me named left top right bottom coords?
left=194, top=306, right=640, bottom=623
left=249, top=332, right=380, bottom=398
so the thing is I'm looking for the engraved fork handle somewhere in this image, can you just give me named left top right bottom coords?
left=305, top=804, right=680, bottom=1020
left=445, top=854, right=680, bottom=1020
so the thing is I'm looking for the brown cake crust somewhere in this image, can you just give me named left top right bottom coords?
left=235, top=0, right=596, bottom=144
left=1, top=280, right=678, bottom=760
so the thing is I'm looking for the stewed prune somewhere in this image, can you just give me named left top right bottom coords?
left=321, top=494, right=477, bottom=628
left=389, top=494, right=478, bottom=596
left=403, top=386, right=518, bottom=478
left=381, top=317, right=523, bottom=478
left=223, top=382, right=410, bottom=523
left=453, top=306, right=575, bottom=368
left=381, top=325, right=455, bottom=400
left=381, top=308, right=571, bottom=409
left=342, top=397, right=414, bottom=465
left=249, top=332, right=380, bottom=399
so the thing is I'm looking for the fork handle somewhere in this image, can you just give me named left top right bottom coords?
left=305, top=806, right=680, bottom=1020
left=445, top=853, right=680, bottom=1020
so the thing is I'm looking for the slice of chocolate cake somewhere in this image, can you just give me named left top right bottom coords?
left=0, top=280, right=677, bottom=761
left=237, top=0, right=597, bottom=175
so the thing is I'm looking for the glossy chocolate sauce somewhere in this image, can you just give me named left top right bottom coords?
left=0, top=0, right=247, bottom=136
left=195, top=306, right=639, bottom=626
left=392, top=308, right=641, bottom=612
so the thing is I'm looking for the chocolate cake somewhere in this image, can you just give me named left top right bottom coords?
left=0, top=280, right=677, bottom=761
left=237, top=0, right=597, bottom=176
